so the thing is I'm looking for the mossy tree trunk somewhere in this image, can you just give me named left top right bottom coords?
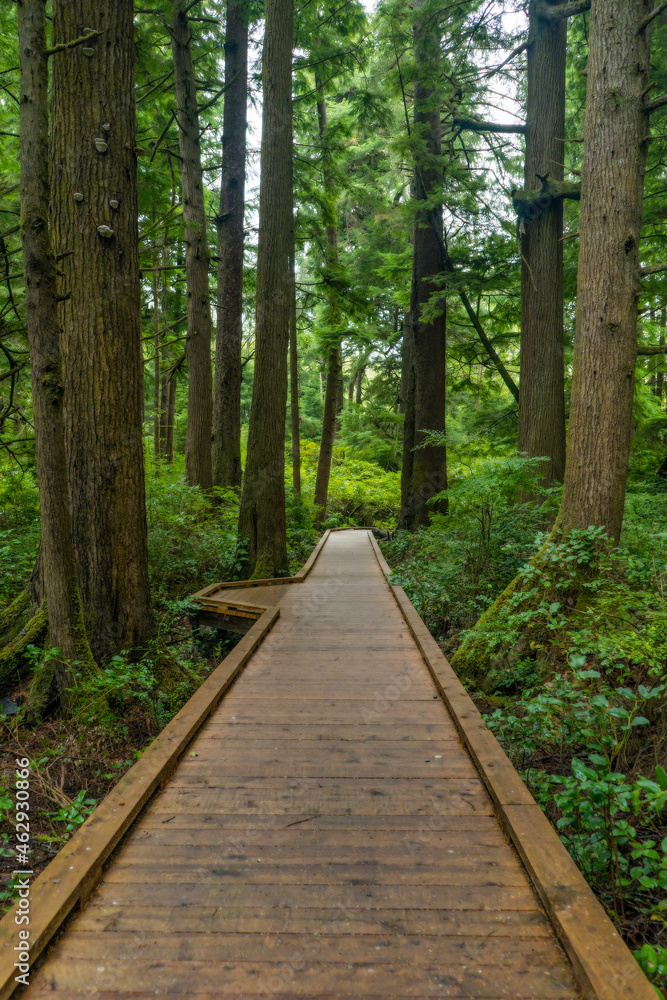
left=289, top=249, right=301, bottom=495
left=171, top=0, right=214, bottom=491
left=559, top=0, right=651, bottom=543
left=17, top=0, right=96, bottom=704
left=399, top=310, right=416, bottom=530
left=517, top=0, right=566, bottom=488
left=314, top=89, right=343, bottom=527
left=212, top=0, right=248, bottom=492
left=399, top=3, right=447, bottom=530
left=238, top=0, right=293, bottom=578
left=51, top=0, right=153, bottom=662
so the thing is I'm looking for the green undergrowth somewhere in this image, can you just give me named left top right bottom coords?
left=381, top=461, right=667, bottom=987
left=383, top=455, right=558, bottom=640
left=299, top=439, right=401, bottom=529
left=0, top=468, right=40, bottom=609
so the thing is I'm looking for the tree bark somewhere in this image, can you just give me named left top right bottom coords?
left=238, top=0, right=293, bottom=578
left=212, top=0, right=248, bottom=491
left=517, top=0, right=567, bottom=487
left=313, top=90, right=342, bottom=526
left=656, top=308, right=665, bottom=401
left=166, top=376, right=176, bottom=463
left=18, top=0, right=96, bottom=702
left=171, top=0, right=213, bottom=490
left=559, top=0, right=652, bottom=543
left=289, top=250, right=301, bottom=494
left=152, top=246, right=161, bottom=463
left=400, top=6, right=447, bottom=530
left=51, top=0, right=153, bottom=661
left=355, top=366, right=364, bottom=404
left=399, top=310, right=416, bottom=529
left=314, top=346, right=342, bottom=524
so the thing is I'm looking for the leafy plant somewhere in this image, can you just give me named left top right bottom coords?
left=47, top=788, right=97, bottom=837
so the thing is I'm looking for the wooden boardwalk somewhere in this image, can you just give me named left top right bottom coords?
left=3, top=530, right=654, bottom=999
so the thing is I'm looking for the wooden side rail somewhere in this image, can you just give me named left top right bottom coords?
left=191, top=527, right=331, bottom=602
left=367, top=531, right=655, bottom=1000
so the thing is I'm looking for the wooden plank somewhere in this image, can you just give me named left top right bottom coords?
left=149, top=780, right=493, bottom=816
left=60, top=930, right=569, bottom=966
left=367, top=534, right=654, bottom=1000
left=74, top=904, right=556, bottom=937
left=87, top=881, right=545, bottom=910
left=121, top=827, right=511, bottom=851
left=205, top=699, right=450, bottom=723
left=0, top=605, right=281, bottom=1000
left=136, top=812, right=502, bottom=833
left=195, top=724, right=460, bottom=739
left=103, top=862, right=530, bottom=888
left=26, top=956, right=578, bottom=997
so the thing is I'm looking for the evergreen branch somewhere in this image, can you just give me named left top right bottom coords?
left=149, top=109, right=177, bottom=163
left=452, top=118, right=526, bottom=134
left=483, top=40, right=529, bottom=78
left=536, top=0, right=590, bottom=19
left=197, top=72, right=240, bottom=115
left=640, top=262, right=667, bottom=276
left=45, top=29, right=104, bottom=57
left=638, top=0, right=667, bottom=32
left=646, top=93, right=667, bottom=113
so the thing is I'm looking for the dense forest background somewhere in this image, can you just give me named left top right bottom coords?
left=1, top=0, right=667, bottom=989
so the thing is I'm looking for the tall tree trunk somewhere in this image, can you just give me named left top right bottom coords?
left=314, top=346, right=342, bottom=525
left=400, top=7, right=447, bottom=530
left=656, top=308, right=665, bottom=401
left=166, top=377, right=176, bottom=463
left=159, top=369, right=170, bottom=456
left=559, top=0, right=651, bottom=543
left=399, top=311, right=415, bottom=528
left=289, top=250, right=301, bottom=495
left=517, top=0, right=567, bottom=487
left=313, top=90, right=342, bottom=526
left=51, top=0, right=153, bottom=661
left=152, top=247, right=161, bottom=463
left=171, top=0, right=213, bottom=490
left=213, top=0, right=248, bottom=491
left=18, top=0, right=96, bottom=703
left=238, top=0, right=293, bottom=578
left=355, top=366, right=364, bottom=405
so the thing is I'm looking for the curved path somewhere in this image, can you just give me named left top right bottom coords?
left=9, top=530, right=652, bottom=998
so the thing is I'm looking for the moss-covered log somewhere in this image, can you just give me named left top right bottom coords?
left=0, top=595, right=48, bottom=694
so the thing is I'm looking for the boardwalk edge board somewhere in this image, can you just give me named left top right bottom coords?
left=191, top=527, right=332, bottom=600
left=367, top=530, right=655, bottom=1000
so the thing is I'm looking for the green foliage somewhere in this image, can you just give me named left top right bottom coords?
left=383, top=456, right=554, bottom=637
left=47, top=788, right=98, bottom=838
left=484, top=663, right=667, bottom=988
left=300, top=440, right=401, bottom=528
left=635, top=943, right=667, bottom=999
left=449, top=493, right=667, bottom=687
left=0, top=468, right=40, bottom=607
left=145, top=459, right=240, bottom=597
